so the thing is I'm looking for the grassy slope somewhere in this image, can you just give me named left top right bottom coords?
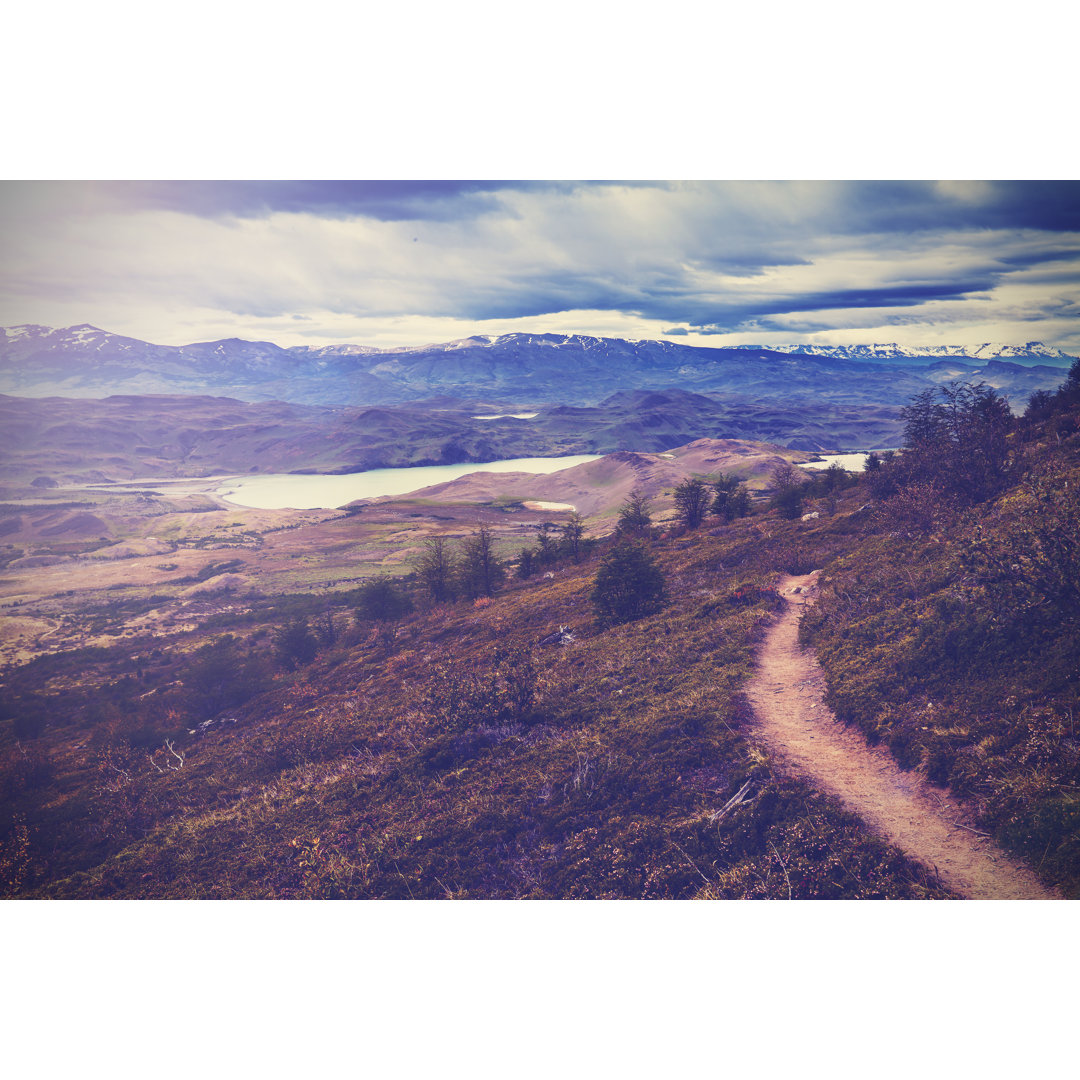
left=3, top=500, right=951, bottom=899
left=800, top=423, right=1080, bottom=896
left=9, top=416, right=1079, bottom=899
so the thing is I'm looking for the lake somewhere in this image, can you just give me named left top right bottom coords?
left=216, top=454, right=602, bottom=509
left=802, top=451, right=894, bottom=472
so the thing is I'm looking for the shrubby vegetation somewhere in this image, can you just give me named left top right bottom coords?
left=2, top=371, right=1077, bottom=898
left=800, top=370, right=1080, bottom=894
left=0, top=471, right=954, bottom=898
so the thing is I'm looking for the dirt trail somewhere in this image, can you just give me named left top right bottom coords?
left=746, top=572, right=1059, bottom=900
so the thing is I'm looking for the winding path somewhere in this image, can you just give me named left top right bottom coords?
left=746, top=572, right=1059, bottom=900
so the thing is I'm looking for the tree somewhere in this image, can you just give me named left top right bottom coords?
left=1059, top=357, right=1080, bottom=409
left=769, top=461, right=805, bottom=520
left=1025, top=388, right=1057, bottom=424
left=355, top=577, right=413, bottom=623
left=535, top=524, right=560, bottom=566
left=458, top=526, right=505, bottom=599
left=516, top=546, right=536, bottom=579
left=274, top=617, right=318, bottom=671
left=591, top=540, right=666, bottom=627
left=560, top=512, right=586, bottom=562
left=822, top=461, right=849, bottom=494
left=772, top=487, right=805, bottom=520
left=616, top=489, right=653, bottom=535
left=415, top=536, right=455, bottom=603
left=712, top=473, right=750, bottom=522
left=898, top=381, right=1014, bottom=504
left=672, top=477, right=711, bottom=530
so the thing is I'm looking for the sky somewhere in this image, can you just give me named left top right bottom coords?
left=2, top=180, right=1079, bottom=353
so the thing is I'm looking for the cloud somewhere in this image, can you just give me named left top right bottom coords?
left=0, top=180, right=1077, bottom=349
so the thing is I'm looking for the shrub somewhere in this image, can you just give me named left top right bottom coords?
left=274, top=617, right=318, bottom=671
left=419, top=644, right=539, bottom=736
left=355, top=577, right=414, bottom=623
left=591, top=540, right=666, bottom=627
left=771, top=543, right=816, bottom=575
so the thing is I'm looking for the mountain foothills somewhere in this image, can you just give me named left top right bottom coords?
left=1, top=362, right=1078, bottom=899
left=0, top=389, right=900, bottom=485
left=0, top=324, right=1071, bottom=409
left=0, top=326, right=1073, bottom=483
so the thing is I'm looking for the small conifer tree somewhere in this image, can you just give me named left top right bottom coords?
left=591, top=540, right=666, bottom=627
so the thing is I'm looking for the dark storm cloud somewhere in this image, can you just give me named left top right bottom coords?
left=635, top=282, right=998, bottom=335
left=823, top=181, right=1080, bottom=235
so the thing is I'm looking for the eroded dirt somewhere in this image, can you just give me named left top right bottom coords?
left=746, top=572, right=1059, bottom=900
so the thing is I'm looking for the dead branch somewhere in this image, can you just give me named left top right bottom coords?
left=710, top=779, right=754, bottom=824
left=150, top=739, right=185, bottom=774
left=950, top=820, right=991, bottom=838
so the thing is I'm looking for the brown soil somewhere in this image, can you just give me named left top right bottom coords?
left=746, top=572, right=1060, bottom=900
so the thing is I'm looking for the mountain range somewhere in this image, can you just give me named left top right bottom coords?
left=722, top=341, right=1077, bottom=364
left=0, top=324, right=1072, bottom=409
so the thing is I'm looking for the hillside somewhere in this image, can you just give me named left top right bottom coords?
left=389, top=439, right=807, bottom=517
left=0, top=389, right=897, bottom=486
left=3, top=366, right=1078, bottom=899
left=0, top=488, right=954, bottom=899
left=1, top=381, right=1077, bottom=897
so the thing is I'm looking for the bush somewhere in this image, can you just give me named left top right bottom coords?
left=274, top=618, right=318, bottom=671
left=355, top=577, right=414, bottom=623
left=419, top=644, right=539, bottom=736
left=591, top=540, right=666, bottom=627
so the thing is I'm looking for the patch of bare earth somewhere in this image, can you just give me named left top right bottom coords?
left=746, top=572, right=1060, bottom=900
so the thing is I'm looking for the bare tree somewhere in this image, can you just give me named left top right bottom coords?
left=617, top=489, right=653, bottom=535
left=672, top=477, right=711, bottom=530
left=458, top=526, right=505, bottom=599
left=416, top=535, right=455, bottom=603
left=560, top=512, right=586, bottom=562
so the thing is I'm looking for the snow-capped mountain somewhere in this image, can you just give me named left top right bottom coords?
left=725, top=341, right=1076, bottom=365
left=0, top=324, right=1072, bottom=408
